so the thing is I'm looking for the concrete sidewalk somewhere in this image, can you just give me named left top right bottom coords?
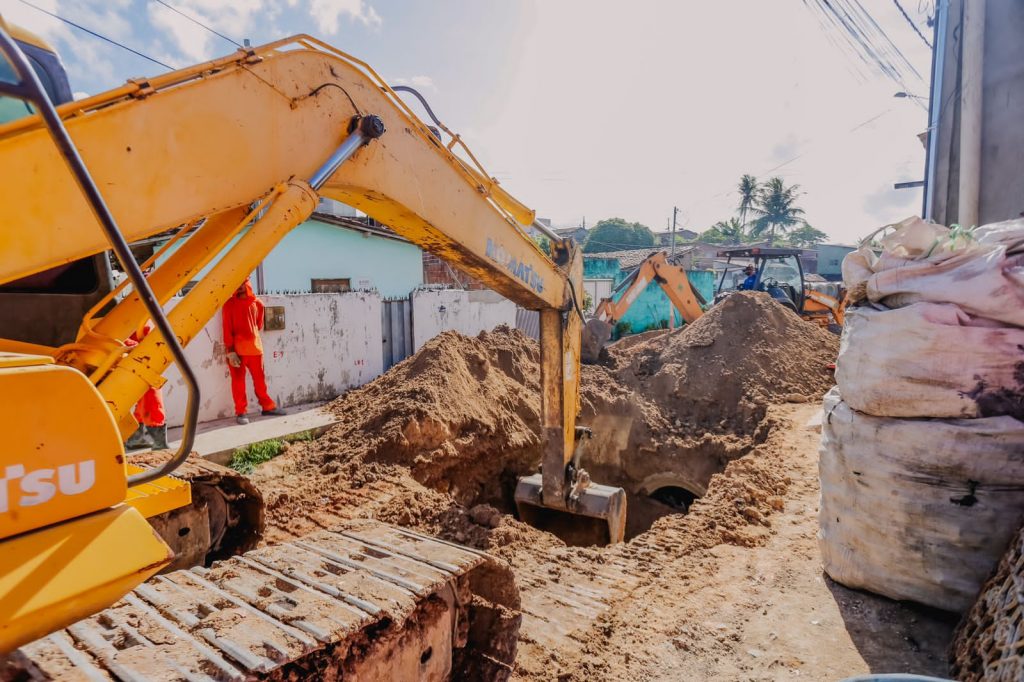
left=165, top=402, right=339, bottom=466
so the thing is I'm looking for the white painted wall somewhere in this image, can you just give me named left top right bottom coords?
left=162, top=293, right=382, bottom=427
left=158, top=288, right=517, bottom=427
left=411, top=288, right=518, bottom=350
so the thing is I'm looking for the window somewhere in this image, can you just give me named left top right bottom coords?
left=829, top=259, right=840, bottom=267
left=311, top=278, right=351, bottom=293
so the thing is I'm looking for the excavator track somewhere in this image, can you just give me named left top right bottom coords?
left=2, top=520, right=521, bottom=681
left=129, top=453, right=265, bottom=572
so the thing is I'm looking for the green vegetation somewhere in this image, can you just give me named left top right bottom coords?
left=229, top=429, right=316, bottom=474
left=533, top=234, right=552, bottom=256
left=747, top=177, right=806, bottom=245
left=700, top=175, right=819, bottom=247
left=583, top=218, right=655, bottom=253
left=699, top=217, right=747, bottom=244
left=786, top=223, right=829, bottom=247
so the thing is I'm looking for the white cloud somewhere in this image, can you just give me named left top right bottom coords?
left=147, top=0, right=267, bottom=64
left=391, top=75, right=435, bottom=91
left=308, top=0, right=381, bottom=34
left=72, top=90, right=90, bottom=100
left=148, top=3, right=213, bottom=64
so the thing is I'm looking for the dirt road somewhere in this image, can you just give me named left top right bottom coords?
left=513, top=403, right=955, bottom=681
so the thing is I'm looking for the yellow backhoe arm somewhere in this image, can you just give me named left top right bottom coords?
left=803, top=288, right=846, bottom=326
left=581, top=251, right=705, bottom=362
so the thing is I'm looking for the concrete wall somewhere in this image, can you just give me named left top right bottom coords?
left=411, top=288, right=517, bottom=350
left=262, top=219, right=423, bottom=297
left=929, top=0, right=1024, bottom=225
left=817, top=244, right=856, bottom=280
left=162, top=292, right=383, bottom=427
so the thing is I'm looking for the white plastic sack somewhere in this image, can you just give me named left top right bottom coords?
left=819, top=387, right=1024, bottom=612
left=836, top=303, right=1024, bottom=419
left=842, top=217, right=1024, bottom=326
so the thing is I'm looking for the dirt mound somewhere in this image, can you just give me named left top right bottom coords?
left=324, top=325, right=541, bottom=501
left=251, top=326, right=549, bottom=545
left=604, top=291, right=838, bottom=434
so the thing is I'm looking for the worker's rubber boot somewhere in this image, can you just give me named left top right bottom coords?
left=262, top=407, right=286, bottom=417
left=146, top=424, right=169, bottom=450
left=125, top=426, right=153, bottom=451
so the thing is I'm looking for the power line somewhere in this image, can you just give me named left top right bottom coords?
left=16, top=0, right=173, bottom=70
left=892, top=0, right=932, bottom=49
left=150, top=0, right=242, bottom=49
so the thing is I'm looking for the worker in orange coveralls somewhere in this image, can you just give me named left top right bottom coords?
left=223, top=277, right=285, bottom=424
left=124, top=321, right=168, bottom=450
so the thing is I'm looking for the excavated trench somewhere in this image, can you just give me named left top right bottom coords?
left=251, top=295, right=837, bottom=552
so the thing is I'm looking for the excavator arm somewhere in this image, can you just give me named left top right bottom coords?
left=581, top=251, right=705, bottom=362
left=803, top=287, right=846, bottom=327
left=0, top=30, right=625, bottom=652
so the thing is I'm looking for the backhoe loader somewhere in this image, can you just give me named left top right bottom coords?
left=716, top=247, right=846, bottom=331
left=0, top=22, right=626, bottom=679
left=580, top=250, right=707, bottom=362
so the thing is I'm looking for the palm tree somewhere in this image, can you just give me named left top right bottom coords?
left=712, top=217, right=747, bottom=245
left=748, top=177, right=805, bottom=246
left=737, top=174, right=759, bottom=228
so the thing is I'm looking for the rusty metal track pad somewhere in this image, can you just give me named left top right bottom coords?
left=4, top=520, right=492, bottom=681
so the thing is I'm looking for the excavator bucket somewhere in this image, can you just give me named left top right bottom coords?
left=580, top=317, right=614, bottom=364
left=514, top=473, right=628, bottom=546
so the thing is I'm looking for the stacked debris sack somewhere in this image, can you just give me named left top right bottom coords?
left=818, top=216, right=1024, bottom=612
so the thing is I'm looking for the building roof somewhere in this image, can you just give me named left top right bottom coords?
left=310, top=212, right=411, bottom=243
left=554, top=226, right=587, bottom=237
left=584, top=246, right=695, bottom=270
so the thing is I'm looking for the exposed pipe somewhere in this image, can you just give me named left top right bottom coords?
left=958, top=0, right=985, bottom=227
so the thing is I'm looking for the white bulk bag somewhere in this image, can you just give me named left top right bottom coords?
left=842, top=218, right=1024, bottom=326
left=819, top=388, right=1024, bottom=612
left=836, top=303, right=1024, bottom=419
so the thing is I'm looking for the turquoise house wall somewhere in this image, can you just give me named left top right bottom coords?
left=261, top=219, right=423, bottom=297
left=584, top=258, right=715, bottom=336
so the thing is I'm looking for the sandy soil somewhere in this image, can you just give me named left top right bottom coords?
left=509, top=404, right=956, bottom=681
left=244, top=295, right=956, bottom=679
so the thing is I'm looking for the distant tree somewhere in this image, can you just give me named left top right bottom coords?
left=582, top=218, right=656, bottom=253
left=714, top=217, right=747, bottom=245
left=533, top=234, right=551, bottom=256
left=697, top=225, right=728, bottom=244
left=737, top=174, right=759, bottom=228
left=786, top=223, right=828, bottom=248
left=748, top=177, right=806, bottom=246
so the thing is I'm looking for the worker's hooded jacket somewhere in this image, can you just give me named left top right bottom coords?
left=222, top=280, right=265, bottom=356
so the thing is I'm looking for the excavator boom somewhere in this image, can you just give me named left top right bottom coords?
left=0, top=26, right=625, bottom=663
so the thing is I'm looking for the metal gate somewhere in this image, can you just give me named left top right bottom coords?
left=381, top=297, right=413, bottom=370
left=515, top=307, right=540, bottom=340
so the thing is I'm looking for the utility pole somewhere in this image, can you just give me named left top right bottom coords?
left=668, top=206, right=678, bottom=329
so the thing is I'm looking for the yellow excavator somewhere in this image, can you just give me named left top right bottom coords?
left=580, top=250, right=707, bottom=362
left=0, top=22, right=626, bottom=677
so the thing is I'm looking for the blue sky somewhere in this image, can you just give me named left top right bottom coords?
left=2, top=0, right=934, bottom=244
